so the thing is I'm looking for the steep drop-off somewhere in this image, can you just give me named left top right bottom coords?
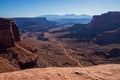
left=0, top=18, right=37, bottom=73
left=58, top=12, right=120, bottom=45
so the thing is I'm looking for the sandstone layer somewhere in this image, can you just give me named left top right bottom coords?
left=0, top=64, right=119, bottom=80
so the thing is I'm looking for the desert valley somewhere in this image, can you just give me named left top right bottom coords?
left=0, top=0, right=120, bottom=79
left=0, top=12, right=120, bottom=80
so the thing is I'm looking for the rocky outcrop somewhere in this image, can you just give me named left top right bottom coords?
left=85, top=12, right=120, bottom=40
left=0, top=18, right=20, bottom=50
left=94, top=28, right=120, bottom=45
left=91, top=48, right=120, bottom=61
left=7, top=44, right=37, bottom=69
left=11, top=21, right=20, bottom=41
left=0, top=64, right=119, bottom=80
left=0, top=18, right=37, bottom=72
left=89, top=12, right=120, bottom=34
left=60, top=12, right=120, bottom=45
left=13, top=17, right=57, bottom=32
left=107, top=48, right=120, bottom=58
left=0, top=18, right=15, bottom=50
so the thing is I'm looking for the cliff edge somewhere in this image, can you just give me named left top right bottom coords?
left=0, top=18, right=37, bottom=73
left=0, top=64, right=119, bottom=80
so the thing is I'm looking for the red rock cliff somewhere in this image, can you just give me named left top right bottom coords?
left=0, top=18, right=37, bottom=72
left=0, top=18, right=20, bottom=50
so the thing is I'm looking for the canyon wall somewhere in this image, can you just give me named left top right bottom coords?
left=0, top=18, right=37, bottom=72
left=60, top=12, right=120, bottom=45
left=0, top=18, right=20, bottom=50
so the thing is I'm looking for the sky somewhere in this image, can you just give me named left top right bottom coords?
left=0, top=0, right=120, bottom=17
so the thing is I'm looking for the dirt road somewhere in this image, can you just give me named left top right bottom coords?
left=45, top=33, right=82, bottom=67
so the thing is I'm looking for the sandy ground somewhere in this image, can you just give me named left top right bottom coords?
left=0, top=64, right=120, bottom=80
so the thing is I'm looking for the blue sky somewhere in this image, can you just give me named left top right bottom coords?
left=0, top=0, right=120, bottom=17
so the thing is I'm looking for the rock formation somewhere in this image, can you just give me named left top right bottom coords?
left=0, top=18, right=37, bottom=72
left=11, top=21, right=20, bottom=41
left=59, top=12, right=120, bottom=45
left=13, top=17, right=57, bottom=32
left=89, top=12, right=120, bottom=35
left=0, top=18, right=15, bottom=50
left=0, top=18, right=21, bottom=50
left=94, top=28, right=120, bottom=45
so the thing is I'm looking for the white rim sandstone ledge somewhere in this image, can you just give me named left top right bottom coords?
left=0, top=64, right=119, bottom=80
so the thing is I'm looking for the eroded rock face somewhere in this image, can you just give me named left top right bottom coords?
left=94, top=28, right=120, bottom=45
left=6, top=45, right=37, bottom=69
left=0, top=18, right=20, bottom=50
left=0, top=18, right=15, bottom=50
left=13, top=17, right=57, bottom=32
left=0, top=18, right=37, bottom=71
left=90, top=12, right=120, bottom=30
left=60, top=12, right=120, bottom=45
left=11, top=21, right=20, bottom=41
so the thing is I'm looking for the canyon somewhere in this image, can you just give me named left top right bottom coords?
left=0, top=12, right=120, bottom=80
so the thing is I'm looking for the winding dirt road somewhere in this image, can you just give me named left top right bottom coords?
left=45, top=33, right=106, bottom=79
left=45, top=33, right=82, bottom=67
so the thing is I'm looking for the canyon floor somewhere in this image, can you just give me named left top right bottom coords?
left=0, top=64, right=119, bottom=80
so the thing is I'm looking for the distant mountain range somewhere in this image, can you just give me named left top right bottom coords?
left=38, top=14, right=92, bottom=24
left=38, top=14, right=92, bottom=20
